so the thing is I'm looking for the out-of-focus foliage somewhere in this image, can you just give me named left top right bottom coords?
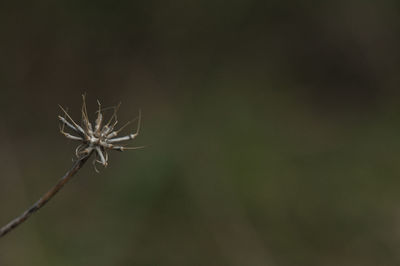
left=1, top=1, right=400, bottom=265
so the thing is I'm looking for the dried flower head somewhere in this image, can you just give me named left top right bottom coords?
left=58, top=95, right=142, bottom=172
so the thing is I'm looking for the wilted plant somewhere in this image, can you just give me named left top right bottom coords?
left=0, top=95, right=142, bottom=238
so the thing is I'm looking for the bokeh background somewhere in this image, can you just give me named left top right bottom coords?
left=1, top=1, right=400, bottom=265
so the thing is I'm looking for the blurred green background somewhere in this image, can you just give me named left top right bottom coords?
left=1, top=1, right=400, bottom=265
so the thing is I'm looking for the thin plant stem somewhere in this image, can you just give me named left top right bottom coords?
left=0, top=153, right=92, bottom=238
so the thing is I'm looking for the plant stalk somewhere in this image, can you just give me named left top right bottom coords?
left=0, top=154, right=91, bottom=238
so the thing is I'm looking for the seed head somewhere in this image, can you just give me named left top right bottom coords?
left=58, top=95, right=143, bottom=172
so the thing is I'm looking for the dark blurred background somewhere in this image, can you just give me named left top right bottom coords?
left=1, top=1, right=400, bottom=265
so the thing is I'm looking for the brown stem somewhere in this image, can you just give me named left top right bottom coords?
left=0, top=154, right=91, bottom=238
